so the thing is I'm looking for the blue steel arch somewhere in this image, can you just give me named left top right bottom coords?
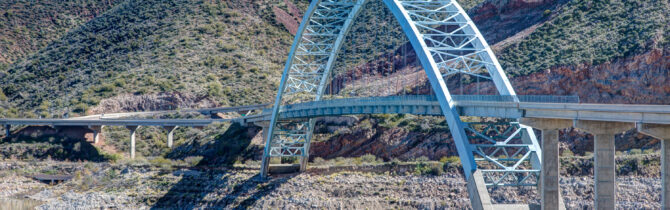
left=261, top=0, right=541, bottom=187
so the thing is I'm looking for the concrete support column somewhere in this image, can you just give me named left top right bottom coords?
left=4, top=124, right=9, bottom=137
left=255, top=122, right=271, bottom=179
left=126, top=126, right=139, bottom=159
left=540, top=129, right=562, bottom=210
left=300, top=135, right=312, bottom=172
left=593, top=133, right=616, bottom=209
left=574, top=120, right=634, bottom=210
left=520, top=118, right=572, bottom=210
left=467, top=170, right=493, bottom=210
left=637, top=123, right=670, bottom=209
left=88, top=125, right=103, bottom=144
left=163, top=126, right=178, bottom=148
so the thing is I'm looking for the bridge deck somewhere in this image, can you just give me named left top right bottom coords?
left=3, top=96, right=670, bottom=127
left=0, top=118, right=232, bottom=127
left=239, top=96, right=670, bottom=125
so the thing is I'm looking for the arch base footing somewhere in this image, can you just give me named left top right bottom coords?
left=467, top=170, right=542, bottom=210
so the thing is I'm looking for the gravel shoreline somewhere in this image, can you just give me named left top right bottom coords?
left=0, top=161, right=662, bottom=209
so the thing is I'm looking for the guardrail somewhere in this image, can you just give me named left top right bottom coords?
left=279, top=95, right=579, bottom=111
left=452, top=95, right=580, bottom=103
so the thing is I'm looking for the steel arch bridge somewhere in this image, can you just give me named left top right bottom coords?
left=262, top=0, right=542, bottom=207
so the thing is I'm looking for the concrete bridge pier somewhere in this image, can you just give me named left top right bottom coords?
left=255, top=121, right=271, bottom=179
left=637, top=123, right=670, bottom=209
left=574, top=120, right=634, bottom=209
left=126, top=126, right=140, bottom=159
left=88, top=125, right=103, bottom=144
left=163, top=126, right=178, bottom=148
left=520, top=118, right=571, bottom=210
left=4, top=124, right=9, bottom=137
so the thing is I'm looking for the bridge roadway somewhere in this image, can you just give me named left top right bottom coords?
left=3, top=95, right=670, bottom=209
left=237, top=95, right=670, bottom=125
left=0, top=103, right=268, bottom=159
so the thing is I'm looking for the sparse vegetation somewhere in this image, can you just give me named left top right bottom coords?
left=499, top=0, right=669, bottom=76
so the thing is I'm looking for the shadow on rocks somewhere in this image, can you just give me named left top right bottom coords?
left=166, top=123, right=263, bottom=166
left=150, top=170, right=293, bottom=209
left=0, top=126, right=110, bottom=162
left=152, top=123, right=290, bottom=209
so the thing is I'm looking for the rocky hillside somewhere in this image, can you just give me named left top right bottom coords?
left=0, top=0, right=307, bottom=118
left=0, top=0, right=122, bottom=69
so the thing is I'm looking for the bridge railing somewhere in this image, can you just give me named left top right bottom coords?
left=452, top=95, right=580, bottom=103
left=279, top=95, right=580, bottom=112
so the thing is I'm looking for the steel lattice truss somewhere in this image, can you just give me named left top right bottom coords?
left=263, top=0, right=543, bottom=189
left=286, top=0, right=360, bottom=98
left=269, top=121, right=310, bottom=156
left=467, top=122, right=540, bottom=187
left=266, top=0, right=366, bottom=159
left=401, top=0, right=493, bottom=79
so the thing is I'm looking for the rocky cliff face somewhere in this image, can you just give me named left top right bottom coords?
left=310, top=117, right=457, bottom=161
left=472, top=49, right=670, bottom=104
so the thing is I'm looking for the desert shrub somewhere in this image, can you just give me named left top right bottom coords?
left=149, top=157, right=174, bottom=169
left=334, top=157, right=351, bottom=166
left=439, top=156, right=460, bottom=165
left=643, top=149, right=655, bottom=155
left=360, top=154, right=377, bottom=164
left=312, top=157, right=328, bottom=166
left=629, top=149, right=642, bottom=155
left=413, top=156, right=429, bottom=162
left=282, top=156, right=299, bottom=164
left=72, top=103, right=88, bottom=114
left=562, top=148, right=574, bottom=157
left=184, top=156, right=203, bottom=167
left=0, top=89, right=6, bottom=101
left=270, top=157, right=281, bottom=164
left=102, top=152, right=122, bottom=163
left=207, top=82, right=223, bottom=97
left=414, top=162, right=444, bottom=176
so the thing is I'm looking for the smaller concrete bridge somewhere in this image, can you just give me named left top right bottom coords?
left=0, top=103, right=269, bottom=159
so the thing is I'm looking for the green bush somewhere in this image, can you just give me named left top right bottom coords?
left=0, top=89, right=7, bottom=101
left=562, top=149, right=574, bottom=157
left=643, top=149, right=656, bottom=155
left=360, top=154, right=377, bottom=164
left=439, top=156, right=460, bottom=165
left=312, top=157, right=328, bottom=166
left=184, top=156, right=203, bottom=167
left=414, top=162, right=444, bottom=176
left=629, top=149, right=642, bottom=155
left=102, top=152, right=122, bottom=163
left=73, top=103, right=88, bottom=114
left=149, top=157, right=174, bottom=169
left=281, top=156, right=299, bottom=164
left=207, top=82, right=223, bottom=97
left=413, top=156, right=429, bottom=162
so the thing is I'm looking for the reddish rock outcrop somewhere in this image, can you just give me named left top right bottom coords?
left=272, top=1, right=302, bottom=35
left=310, top=117, right=457, bottom=161
left=466, top=49, right=670, bottom=104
